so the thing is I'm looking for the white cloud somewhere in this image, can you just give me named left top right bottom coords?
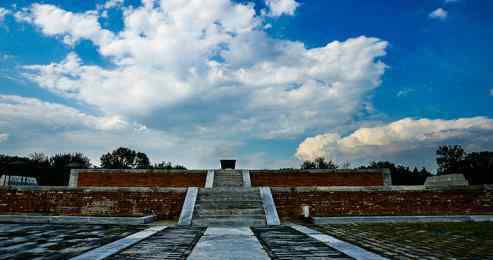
left=0, top=95, right=251, bottom=168
left=0, top=133, right=8, bottom=143
left=0, top=7, right=9, bottom=22
left=429, top=8, right=448, bottom=20
left=265, top=0, right=299, bottom=17
left=19, top=1, right=388, bottom=139
left=296, top=117, right=493, bottom=169
left=0, top=95, right=137, bottom=131
left=103, top=0, right=124, bottom=9
left=18, top=4, right=114, bottom=46
left=396, top=88, right=415, bottom=97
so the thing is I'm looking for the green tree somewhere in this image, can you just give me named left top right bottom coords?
left=48, top=153, right=91, bottom=186
left=360, top=161, right=431, bottom=185
left=135, top=152, right=151, bottom=169
left=462, top=151, right=493, bottom=184
left=301, top=157, right=337, bottom=169
left=436, top=145, right=465, bottom=175
left=100, top=147, right=151, bottom=169
left=153, top=161, right=186, bottom=170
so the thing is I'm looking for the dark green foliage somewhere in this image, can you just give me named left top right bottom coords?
left=100, top=147, right=151, bottom=169
left=436, top=145, right=465, bottom=175
left=153, top=161, right=187, bottom=170
left=46, top=153, right=91, bottom=186
left=301, top=157, right=338, bottom=169
left=436, top=145, right=493, bottom=184
left=360, top=161, right=431, bottom=185
left=135, top=152, right=151, bottom=169
left=0, top=153, right=91, bottom=186
left=462, top=151, right=493, bottom=184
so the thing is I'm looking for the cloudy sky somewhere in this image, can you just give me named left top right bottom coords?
left=0, top=0, right=492, bottom=170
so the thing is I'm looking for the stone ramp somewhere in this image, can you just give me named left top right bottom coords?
left=192, top=187, right=267, bottom=226
left=107, top=226, right=205, bottom=260
left=188, top=227, right=270, bottom=260
left=252, top=225, right=353, bottom=260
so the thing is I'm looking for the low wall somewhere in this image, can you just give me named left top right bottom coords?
left=272, top=185, right=493, bottom=220
left=71, top=169, right=207, bottom=188
left=2, top=185, right=491, bottom=221
left=0, top=186, right=186, bottom=220
left=250, top=169, right=389, bottom=187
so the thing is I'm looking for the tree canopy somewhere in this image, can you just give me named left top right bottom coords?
left=301, top=157, right=338, bottom=170
left=100, top=147, right=151, bottom=169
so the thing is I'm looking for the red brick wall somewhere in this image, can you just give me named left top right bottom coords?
left=251, top=170, right=385, bottom=187
left=0, top=187, right=186, bottom=219
left=272, top=187, right=493, bottom=220
left=77, top=170, right=207, bottom=187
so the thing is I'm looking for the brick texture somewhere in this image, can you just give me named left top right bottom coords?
left=77, top=170, right=207, bottom=187
left=251, top=170, right=384, bottom=187
left=272, top=188, right=493, bottom=220
left=0, top=189, right=186, bottom=219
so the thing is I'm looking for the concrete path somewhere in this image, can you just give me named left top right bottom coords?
left=187, top=227, right=270, bottom=260
left=291, top=224, right=387, bottom=260
left=108, top=226, right=205, bottom=260
left=252, top=225, right=353, bottom=259
left=71, top=225, right=167, bottom=260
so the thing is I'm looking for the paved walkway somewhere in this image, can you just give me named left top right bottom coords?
left=0, top=223, right=143, bottom=260
left=253, top=225, right=353, bottom=259
left=316, top=222, right=493, bottom=259
left=108, top=226, right=205, bottom=260
left=188, top=227, right=270, bottom=260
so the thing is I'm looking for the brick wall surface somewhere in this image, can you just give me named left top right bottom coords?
left=0, top=188, right=186, bottom=219
left=251, top=170, right=384, bottom=187
left=77, top=170, right=207, bottom=187
left=272, top=187, right=493, bottom=220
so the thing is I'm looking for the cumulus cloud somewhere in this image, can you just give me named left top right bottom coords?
left=0, top=95, right=253, bottom=168
left=265, top=0, right=299, bottom=17
left=0, top=7, right=9, bottom=22
left=18, top=1, right=388, bottom=139
left=17, top=4, right=114, bottom=46
left=0, top=133, right=8, bottom=143
left=296, top=117, right=493, bottom=169
left=429, top=8, right=448, bottom=20
left=0, top=95, right=138, bottom=131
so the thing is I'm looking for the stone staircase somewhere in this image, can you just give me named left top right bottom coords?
left=213, top=170, right=244, bottom=187
left=192, top=170, right=267, bottom=226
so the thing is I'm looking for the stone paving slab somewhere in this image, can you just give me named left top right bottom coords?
left=108, top=226, right=205, bottom=260
left=72, top=225, right=167, bottom=260
left=315, top=222, right=493, bottom=259
left=0, top=214, right=156, bottom=225
left=312, top=215, right=493, bottom=224
left=252, top=225, right=353, bottom=259
left=0, top=223, right=143, bottom=260
left=290, top=224, right=387, bottom=260
left=188, top=227, right=270, bottom=260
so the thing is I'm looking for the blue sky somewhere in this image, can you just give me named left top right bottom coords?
left=0, top=0, right=492, bottom=170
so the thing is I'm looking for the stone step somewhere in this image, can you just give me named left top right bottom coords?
left=192, top=217, right=266, bottom=227
left=195, top=202, right=263, bottom=209
left=195, top=208, right=265, bottom=216
left=199, top=187, right=259, bottom=192
left=198, top=193, right=260, bottom=199
left=194, top=213, right=265, bottom=219
left=214, top=183, right=243, bottom=187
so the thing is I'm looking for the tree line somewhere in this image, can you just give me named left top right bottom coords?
left=1, top=145, right=491, bottom=186
left=0, top=147, right=186, bottom=186
left=300, top=145, right=492, bottom=185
